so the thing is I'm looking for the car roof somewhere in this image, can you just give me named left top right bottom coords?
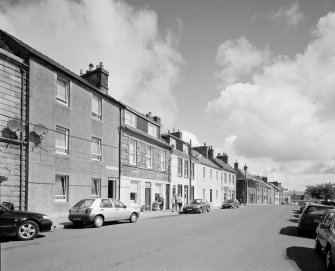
left=306, top=203, right=335, bottom=208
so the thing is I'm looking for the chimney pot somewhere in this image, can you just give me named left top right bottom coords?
left=80, top=69, right=84, bottom=75
left=100, top=62, right=104, bottom=68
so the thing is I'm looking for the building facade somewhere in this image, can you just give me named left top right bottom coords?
left=0, top=39, right=29, bottom=210
left=120, top=108, right=171, bottom=211
left=0, top=30, right=123, bottom=218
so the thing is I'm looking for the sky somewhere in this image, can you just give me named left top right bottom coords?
left=1, top=0, right=335, bottom=191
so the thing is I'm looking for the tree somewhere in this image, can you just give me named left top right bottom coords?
left=305, top=183, right=335, bottom=201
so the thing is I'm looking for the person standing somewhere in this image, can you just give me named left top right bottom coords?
left=159, top=195, right=164, bottom=210
left=176, top=194, right=183, bottom=212
left=171, top=194, right=176, bottom=212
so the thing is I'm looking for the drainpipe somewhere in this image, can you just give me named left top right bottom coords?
left=118, top=107, right=122, bottom=200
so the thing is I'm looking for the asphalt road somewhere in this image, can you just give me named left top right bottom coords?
left=1, top=205, right=326, bottom=271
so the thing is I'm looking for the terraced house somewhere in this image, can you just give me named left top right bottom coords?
left=120, top=109, right=171, bottom=210
left=161, top=131, right=197, bottom=206
left=0, top=30, right=123, bottom=218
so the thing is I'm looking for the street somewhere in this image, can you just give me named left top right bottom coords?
left=1, top=205, right=325, bottom=271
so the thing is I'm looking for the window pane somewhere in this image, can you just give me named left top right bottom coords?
left=91, top=137, right=101, bottom=160
left=55, top=126, right=68, bottom=154
left=55, top=175, right=68, bottom=202
left=92, top=95, right=102, bottom=120
left=56, top=77, right=69, bottom=106
left=129, top=139, right=136, bottom=165
left=91, top=179, right=101, bottom=198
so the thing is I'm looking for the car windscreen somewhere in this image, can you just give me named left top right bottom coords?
left=191, top=199, right=202, bottom=204
left=306, top=206, right=332, bottom=215
left=73, top=199, right=94, bottom=208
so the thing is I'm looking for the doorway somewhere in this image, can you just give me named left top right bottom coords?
left=108, top=179, right=117, bottom=199
left=165, top=184, right=170, bottom=210
left=145, top=182, right=151, bottom=210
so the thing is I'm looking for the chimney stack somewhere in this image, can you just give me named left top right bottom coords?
left=217, top=153, right=228, bottom=164
left=234, top=160, right=239, bottom=170
left=81, top=62, right=109, bottom=95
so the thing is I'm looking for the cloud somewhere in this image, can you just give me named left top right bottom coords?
left=208, top=11, right=335, bottom=190
left=0, top=0, right=183, bottom=129
left=215, top=37, right=270, bottom=87
left=267, top=1, right=305, bottom=29
left=181, top=131, right=201, bottom=147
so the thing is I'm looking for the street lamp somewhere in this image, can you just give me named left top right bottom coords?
left=244, top=163, right=248, bottom=205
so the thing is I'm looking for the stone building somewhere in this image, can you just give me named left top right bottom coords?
left=120, top=108, right=172, bottom=210
left=0, top=36, right=29, bottom=210
left=0, top=30, right=123, bottom=218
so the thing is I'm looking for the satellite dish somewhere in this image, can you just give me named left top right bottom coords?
left=33, top=124, right=48, bottom=136
left=7, top=119, right=24, bottom=133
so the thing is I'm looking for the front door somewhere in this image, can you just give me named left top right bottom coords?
left=165, top=184, right=170, bottom=210
left=108, top=179, right=116, bottom=199
left=145, top=182, right=151, bottom=210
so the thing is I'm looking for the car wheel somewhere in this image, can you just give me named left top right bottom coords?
left=17, top=220, right=39, bottom=241
left=315, top=238, right=322, bottom=254
left=326, top=247, right=335, bottom=270
left=129, top=212, right=138, bottom=223
left=207, top=206, right=210, bottom=212
left=73, top=221, right=83, bottom=228
left=93, top=215, right=104, bottom=228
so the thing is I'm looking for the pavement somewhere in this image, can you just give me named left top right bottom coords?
left=51, top=209, right=186, bottom=230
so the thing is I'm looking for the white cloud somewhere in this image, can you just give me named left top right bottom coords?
left=181, top=131, right=201, bottom=147
left=215, top=37, right=269, bottom=87
left=267, top=1, right=305, bottom=29
left=0, top=0, right=183, bottom=129
left=208, top=11, right=335, bottom=191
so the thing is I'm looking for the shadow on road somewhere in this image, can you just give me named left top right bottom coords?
left=289, top=219, right=299, bottom=223
left=286, top=246, right=326, bottom=271
left=279, top=226, right=314, bottom=239
left=293, top=214, right=300, bottom=218
left=0, top=234, right=46, bottom=243
left=63, top=220, right=130, bottom=229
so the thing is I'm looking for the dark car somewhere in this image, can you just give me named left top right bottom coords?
left=182, top=199, right=210, bottom=214
left=315, top=209, right=335, bottom=270
left=0, top=203, right=53, bottom=241
left=222, top=199, right=240, bottom=209
left=298, top=203, right=334, bottom=235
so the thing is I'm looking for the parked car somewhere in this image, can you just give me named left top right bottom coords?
left=68, top=198, right=140, bottom=227
left=315, top=209, right=335, bottom=270
left=221, top=199, right=240, bottom=209
left=182, top=199, right=210, bottom=214
left=0, top=203, right=53, bottom=241
left=299, top=202, right=312, bottom=213
left=298, top=203, right=334, bottom=235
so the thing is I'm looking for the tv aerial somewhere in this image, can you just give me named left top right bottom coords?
left=2, top=119, right=25, bottom=148
left=7, top=119, right=24, bottom=134
left=29, top=124, right=48, bottom=150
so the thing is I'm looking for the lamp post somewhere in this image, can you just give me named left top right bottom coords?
left=244, top=163, right=248, bottom=205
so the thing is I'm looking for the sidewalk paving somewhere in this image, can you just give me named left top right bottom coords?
left=51, top=209, right=182, bottom=230
left=51, top=207, right=223, bottom=230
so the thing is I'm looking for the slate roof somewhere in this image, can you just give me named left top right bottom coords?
left=0, top=29, right=125, bottom=107
left=211, top=157, right=236, bottom=173
left=193, top=150, right=221, bottom=169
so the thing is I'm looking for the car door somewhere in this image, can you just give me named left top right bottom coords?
left=0, top=206, right=16, bottom=235
left=111, top=199, right=129, bottom=220
left=99, top=199, right=117, bottom=222
left=319, top=212, right=334, bottom=248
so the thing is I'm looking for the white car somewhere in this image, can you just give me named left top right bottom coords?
left=68, top=198, right=139, bottom=227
